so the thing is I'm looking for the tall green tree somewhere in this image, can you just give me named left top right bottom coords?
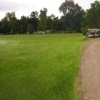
left=84, top=0, right=100, bottom=28
left=5, top=12, right=18, bottom=34
left=47, top=15, right=54, bottom=30
left=59, top=0, right=75, bottom=15
left=47, top=15, right=65, bottom=32
left=1, top=17, right=10, bottom=34
left=19, top=16, right=29, bottom=33
left=52, top=17, right=60, bottom=31
left=59, top=0, right=85, bottom=32
left=29, top=11, right=39, bottom=32
left=38, top=8, right=48, bottom=32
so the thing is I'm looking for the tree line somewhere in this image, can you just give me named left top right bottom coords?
left=0, top=0, right=100, bottom=34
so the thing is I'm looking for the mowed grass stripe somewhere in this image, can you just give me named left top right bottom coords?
left=0, top=34, right=83, bottom=100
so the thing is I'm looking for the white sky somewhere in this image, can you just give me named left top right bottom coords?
left=0, top=0, right=96, bottom=19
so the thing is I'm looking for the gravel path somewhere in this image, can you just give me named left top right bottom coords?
left=81, top=39, right=100, bottom=100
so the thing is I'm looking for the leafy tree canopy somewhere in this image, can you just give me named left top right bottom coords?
left=84, top=0, right=100, bottom=28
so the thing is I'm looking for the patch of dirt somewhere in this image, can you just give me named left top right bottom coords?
left=81, top=39, right=100, bottom=100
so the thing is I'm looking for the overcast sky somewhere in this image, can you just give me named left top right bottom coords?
left=0, top=0, right=96, bottom=19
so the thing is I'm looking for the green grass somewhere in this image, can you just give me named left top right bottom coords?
left=0, top=34, right=84, bottom=100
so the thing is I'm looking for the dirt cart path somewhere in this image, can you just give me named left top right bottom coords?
left=81, top=39, right=100, bottom=100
